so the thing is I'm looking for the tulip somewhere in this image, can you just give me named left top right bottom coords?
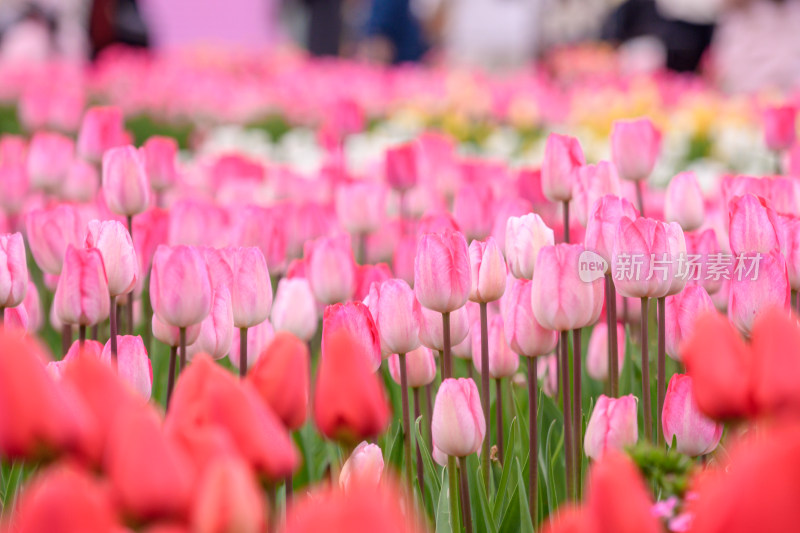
left=385, top=142, right=417, bottom=191
left=416, top=300, right=470, bottom=351
left=335, top=180, right=386, bottom=236
left=61, top=159, right=99, bottom=202
left=168, top=199, right=230, bottom=248
left=270, top=277, right=318, bottom=341
left=101, top=335, right=152, bottom=399
left=572, top=161, right=621, bottom=227
left=392, top=234, right=417, bottom=286
left=583, top=395, right=638, bottom=460
left=432, top=378, right=485, bottom=457
left=471, top=315, right=519, bottom=379
left=314, top=328, right=390, bottom=444
left=191, top=456, right=265, bottom=533
left=728, top=250, right=790, bottom=336
left=584, top=195, right=639, bottom=263
left=247, top=332, right=309, bottom=431
left=27, top=131, right=73, bottom=193
left=665, top=285, right=715, bottom=361
left=388, top=345, right=436, bottom=388
left=610, top=118, right=661, bottom=182
left=354, top=262, right=392, bottom=301
left=684, top=228, right=724, bottom=295
left=305, top=235, right=356, bottom=304
left=0, top=233, right=27, bottom=310
left=228, top=318, right=274, bottom=372
left=76, top=106, right=126, bottom=162
left=54, top=246, right=110, bottom=327
left=453, top=182, right=494, bottom=241
left=541, top=133, right=585, bottom=203
left=339, top=441, right=384, bottom=493
left=233, top=205, right=288, bottom=276
left=322, top=302, right=381, bottom=372
left=152, top=314, right=201, bottom=348
left=102, top=145, right=151, bottom=218
left=188, top=286, right=234, bottom=360
left=414, top=229, right=471, bottom=313
left=779, top=214, right=800, bottom=291
left=662, top=374, right=723, bottom=456
left=133, top=207, right=169, bottom=273
left=665, top=171, right=704, bottom=231
left=586, top=322, right=626, bottom=381
left=505, top=213, right=555, bottom=280
left=728, top=194, right=781, bottom=256
left=611, top=217, right=675, bottom=299
left=0, top=161, right=28, bottom=215
left=142, top=136, right=178, bottom=193
left=150, top=245, right=212, bottom=328
left=763, top=104, right=797, bottom=152
left=225, top=246, right=271, bottom=374
left=22, top=281, right=41, bottom=332
left=468, top=237, right=507, bottom=303
left=503, top=278, right=558, bottom=357
left=538, top=354, right=558, bottom=397
left=367, top=278, right=420, bottom=356
left=26, top=204, right=85, bottom=275
left=85, top=219, right=138, bottom=297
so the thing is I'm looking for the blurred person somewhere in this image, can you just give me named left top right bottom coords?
left=360, top=0, right=428, bottom=63
left=0, top=0, right=91, bottom=61
left=305, top=0, right=343, bottom=56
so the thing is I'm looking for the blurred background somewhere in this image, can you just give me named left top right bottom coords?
left=0, top=0, right=799, bottom=93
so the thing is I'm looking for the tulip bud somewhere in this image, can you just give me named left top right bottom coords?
left=584, top=195, right=639, bottom=263
left=77, top=106, right=126, bottom=162
left=226, top=247, right=272, bottom=329
left=502, top=278, right=558, bottom=357
left=367, top=279, right=420, bottom=356
left=191, top=456, right=265, bottom=533
left=54, top=246, right=110, bottom=326
left=150, top=245, right=212, bottom=328
left=665, top=171, right=704, bottom=231
left=728, top=250, right=790, bottom=336
left=472, top=315, right=519, bottom=378
left=541, top=133, right=585, bottom=202
left=86, top=219, right=138, bottom=298
left=335, top=180, right=387, bottom=235
left=665, top=285, right=715, bottom=361
left=763, top=104, right=797, bottom=152
left=102, top=335, right=152, bottom=399
left=586, top=322, right=626, bottom=381
left=385, top=142, right=417, bottom=191
left=468, top=237, right=507, bottom=303
left=532, top=244, right=604, bottom=331
left=142, top=136, right=178, bottom=192
left=505, top=214, right=554, bottom=280
left=414, top=229, right=471, bottom=313
left=572, top=161, right=621, bottom=227
left=610, top=118, right=661, bottom=182
left=271, top=277, right=318, bottom=341
left=323, top=302, right=381, bottom=372
left=388, top=345, right=437, bottom=388
left=188, top=286, right=234, bottom=360
left=729, top=194, right=781, bottom=256
left=584, top=394, right=638, bottom=460
left=416, top=300, right=470, bottom=351
left=102, top=145, right=150, bottom=217
left=229, top=318, right=274, bottom=371
left=305, top=235, right=356, bottom=305
left=26, top=204, right=85, bottom=275
left=0, top=233, right=27, bottom=309
left=612, top=217, right=673, bottom=299
left=247, top=332, right=309, bottom=431
left=27, top=131, right=73, bottom=193
left=662, top=374, right=723, bottom=456
left=339, top=441, right=384, bottom=492
left=432, top=378, right=485, bottom=457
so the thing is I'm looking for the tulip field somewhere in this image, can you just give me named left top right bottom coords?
left=1, top=46, right=800, bottom=533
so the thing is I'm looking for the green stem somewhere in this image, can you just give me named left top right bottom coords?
left=458, top=456, right=473, bottom=533
left=572, top=328, right=582, bottom=500
left=641, top=297, right=653, bottom=442
left=399, top=353, right=414, bottom=487
left=479, top=301, right=490, bottom=490
left=442, top=312, right=452, bottom=379
left=559, top=330, right=574, bottom=500
left=447, top=456, right=462, bottom=533
left=657, top=296, right=666, bottom=447
left=528, top=357, right=538, bottom=525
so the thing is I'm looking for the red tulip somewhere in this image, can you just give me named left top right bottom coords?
left=323, top=301, right=381, bottom=371
left=541, top=133, right=585, bottom=203
left=414, top=229, right=471, bottom=313
left=610, top=118, right=661, bottom=182
left=54, top=245, right=110, bottom=326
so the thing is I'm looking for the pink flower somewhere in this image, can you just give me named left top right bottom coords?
left=142, top=136, right=178, bottom=192
left=271, top=277, right=318, bottom=341
left=76, top=106, right=127, bottom=162
left=662, top=374, right=723, bottom=456
left=502, top=278, right=558, bottom=357
left=586, top=321, right=626, bottom=381
left=584, top=195, right=639, bottom=263
left=665, top=172, right=705, bottom=231
left=453, top=182, right=494, bottom=240
left=0, top=233, right=28, bottom=308
left=684, top=228, right=724, bottom=295
left=85, top=220, right=138, bottom=298
left=541, top=133, right=585, bottom=202
left=505, top=214, right=554, bottom=280
left=27, top=132, right=73, bottom=193
left=471, top=315, right=519, bottom=379
left=612, top=217, right=673, bottom=299
left=367, top=279, right=420, bottom=356
left=584, top=394, right=638, bottom=460
left=728, top=250, right=790, bottom=336
left=61, top=159, right=99, bottom=203
left=227, top=247, right=272, bottom=329
left=26, top=204, right=85, bottom=275
left=102, top=145, right=151, bottom=217
left=572, top=161, right=621, bottom=227
left=468, top=237, right=507, bottom=303
left=388, top=346, right=436, bottom=388
left=611, top=118, right=661, bottom=182
left=385, top=142, right=417, bottom=191
left=432, top=378, right=486, bottom=457
left=763, top=104, right=797, bottom=151
left=416, top=300, right=470, bottom=351
left=339, top=441, right=384, bottom=492
left=150, top=245, right=212, bottom=328
left=665, top=286, right=715, bottom=361
left=305, top=235, right=356, bottom=305
left=414, top=229, right=471, bottom=313
left=102, top=335, right=152, bottom=399
left=728, top=194, right=781, bottom=256
left=191, top=456, right=265, bottom=533
left=152, top=314, right=200, bottom=348
left=778, top=214, right=800, bottom=291
left=323, top=302, right=381, bottom=372
left=188, top=286, right=234, bottom=360
left=335, top=180, right=387, bottom=235
left=54, top=246, right=110, bottom=326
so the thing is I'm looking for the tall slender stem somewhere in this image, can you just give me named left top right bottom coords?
left=447, top=456, right=461, bottom=533
left=495, top=378, right=504, bottom=463
left=413, top=387, right=425, bottom=498
left=640, top=297, right=653, bottom=442
left=285, top=476, right=292, bottom=505
left=425, top=383, right=433, bottom=450
left=91, top=325, right=98, bottom=341
left=608, top=276, right=619, bottom=397
left=571, top=328, right=582, bottom=499
left=0, top=306, right=4, bottom=325
left=142, top=274, right=152, bottom=354
left=61, top=324, right=71, bottom=357
left=109, top=295, right=118, bottom=363
left=126, top=296, right=134, bottom=335
left=357, top=233, right=367, bottom=265
left=78, top=325, right=86, bottom=345
left=399, top=353, right=414, bottom=487
left=635, top=180, right=646, bottom=217
left=528, top=357, right=538, bottom=526
left=441, top=312, right=452, bottom=379
left=657, top=296, right=666, bottom=447
left=467, top=364, right=473, bottom=380
left=239, top=327, right=248, bottom=377
left=563, top=201, right=570, bottom=243
left=559, top=330, right=574, bottom=500
left=179, top=327, right=187, bottom=373
left=458, top=456, right=473, bottom=533
left=166, top=346, right=177, bottom=408
left=479, top=301, right=490, bottom=489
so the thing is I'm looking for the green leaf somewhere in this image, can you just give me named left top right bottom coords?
left=473, top=460, right=498, bottom=533
left=492, top=417, right=518, bottom=519
left=436, top=468, right=454, bottom=533
left=515, top=458, right=535, bottom=533
left=415, top=416, right=441, bottom=494
left=386, top=424, right=405, bottom=473
left=498, top=474, right=521, bottom=533
left=544, top=419, right=560, bottom=518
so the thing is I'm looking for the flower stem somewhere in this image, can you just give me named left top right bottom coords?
left=425, top=383, right=433, bottom=450
left=636, top=180, right=646, bottom=217
left=78, top=325, right=86, bottom=345
left=495, top=378, right=504, bottom=464
left=413, top=387, right=425, bottom=498
left=399, top=353, right=414, bottom=487
left=563, top=201, right=570, bottom=243
left=607, top=275, right=619, bottom=397
left=640, top=297, right=653, bottom=442
left=447, top=456, right=462, bottom=533
left=441, top=311, right=452, bottom=379
left=458, top=456, right=473, bottom=533
left=560, top=330, right=574, bottom=500
left=479, top=301, right=490, bottom=490
left=179, top=327, right=187, bottom=373
left=61, top=324, right=71, bottom=357
left=239, top=327, right=248, bottom=377
left=109, top=295, right=118, bottom=364
left=657, top=296, right=666, bottom=447
left=572, top=328, right=582, bottom=499
left=166, top=346, right=177, bottom=408
left=528, top=357, right=538, bottom=525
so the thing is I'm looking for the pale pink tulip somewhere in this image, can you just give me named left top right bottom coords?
left=188, top=286, right=234, bottom=360
left=728, top=250, right=790, bottom=336
left=388, top=345, right=437, bottom=388
left=468, top=237, right=507, bottom=303
left=102, top=335, right=152, bottom=399
left=432, top=378, right=486, bottom=457
left=414, top=230, right=471, bottom=313
left=142, top=136, right=178, bottom=192
left=665, top=172, right=704, bottom=231
left=367, top=279, right=420, bottom=356
left=339, top=441, right=384, bottom=492
left=584, top=195, right=639, bottom=263
left=227, top=247, right=272, bottom=329
left=572, top=161, right=621, bottom=227
left=26, top=204, right=85, bottom=275
left=584, top=394, right=638, bottom=460
left=662, top=374, right=723, bottom=456
left=416, top=300, right=470, bottom=351
left=541, top=133, right=585, bottom=202
left=305, top=235, right=356, bottom=305
left=27, top=132, right=73, bottom=193
left=610, top=118, right=661, bottom=182
left=150, top=245, right=212, bottom=328
left=0, top=233, right=28, bottom=309
left=505, top=213, right=554, bottom=280
left=54, top=245, right=110, bottom=326
left=102, top=145, right=150, bottom=217
left=85, top=220, right=138, bottom=297
left=502, top=278, right=558, bottom=357
left=471, top=315, right=519, bottom=379
left=586, top=322, right=626, bottom=381
left=270, top=277, right=318, bottom=341
left=335, top=180, right=386, bottom=235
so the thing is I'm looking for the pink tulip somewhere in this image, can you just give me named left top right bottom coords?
left=226, top=247, right=272, bottom=329
left=453, top=182, right=494, bottom=240
left=191, top=456, right=265, bottom=533
left=779, top=214, right=800, bottom=290
left=532, top=244, right=604, bottom=331
left=414, top=229, right=471, bottom=313
left=541, top=133, right=585, bottom=202
left=665, top=285, right=715, bottom=361
left=665, top=172, right=704, bottom=231
left=85, top=220, right=138, bottom=298
left=502, top=278, right=558, bottom=357
left=0, top=162, right=29, bottom=215
left=505, top=213, right=554, bottom=280
left=229, top=318, right=274, bottom=371
left=133, top=208, right=169, bottom=274
left=102, top=335, right=152, bottom=399
left=584, top=195, right=639, bottom=263
left=586, top=322, right=626, bottom=381
left=491, top=197, right=532, bottom=253
left=392, top=235, right=417, bottom=286
left=431, top=378, right=486, bottom=457
left=27, top=132, right=73, bottom=193
left=339, top=441, right=384, bottom=492
left=0, top=135, right=26, bottom=165
left=168, top=199, right=230, bottom=248
left=584, top=394, right=638, bottom=460
left=54, top=245, right=110, bottom=326
left=610, top=118, right=661, bottom=182
left=189, top=286, right=234, bottom=360
left=763, top=104, right=797, bottom=151
left=354, top=263, right=392, bottom=302
left=612, top=217, right=673, bottom=299
left=684, top=228, right=724, bottom=295
left=335, top=180, right=386, bottom=235
left=388, top=346, right=437, bottom=388
left=416, top=300, right=470, bottom=351
left=142, top=136, right=178, bottom=192
left=323, top=302, right=381, bottom=372
left=232, top=205, right=288, bottom=276
left=271, top=277, right=318, bottom=341
left=26, top=204, right=85, bottom=275
left=150, top=245, right=212, bottom=328
left=472, top=315, right=519, bottom=379
left=102, top=145, right=150, bottom=217
left=76, top=106, right=126, bottom=162
left=385, top=142, right=417, bottom=191
left=467, top=237, right=506, bottom=303
left=728, top=250, right=790, bottom=336
left=538, top=354, right=558, bottom=398
left=4, top=305, right=28, bottom=333
left=662, top=374, right=723, bottom=456
left=0, top=233, right=27, bottom=309
left=22, top=281, right=41, bottom=332
left=305, top=235, right=356, bottom=305
left=61, top=159, right=99, bottom=202
left=572, top=161, right=621, bottom=227
left=367, top=279, right=420, bottom=356
left=728, top=194, right=781, bottom=256
left=665, top=222, right=688, bottom=297
left=152, top=314, right=201, bottom=348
